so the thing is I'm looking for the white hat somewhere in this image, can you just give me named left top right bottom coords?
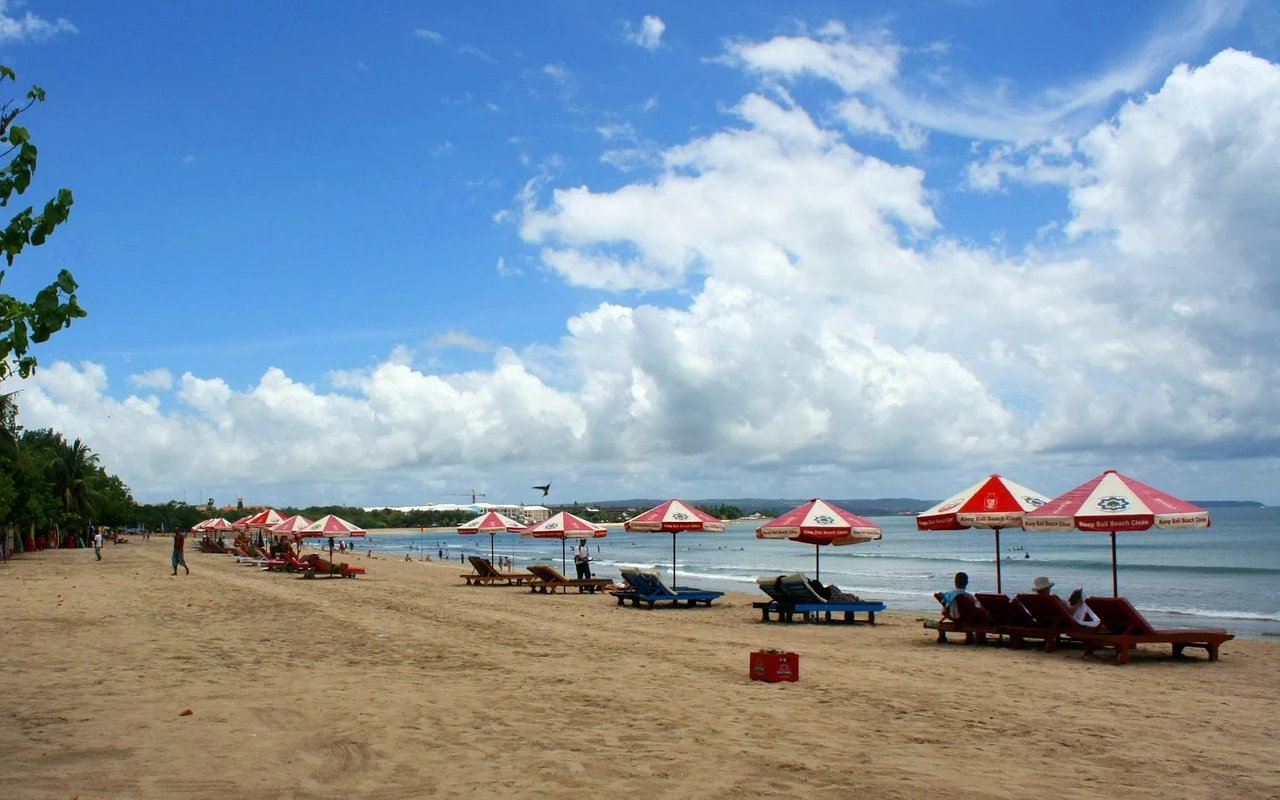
left=1032, top=576, right=1054, bottom=592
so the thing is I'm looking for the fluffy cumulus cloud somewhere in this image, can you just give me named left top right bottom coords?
left=13, top=33, right=1280, bottom=505
left=624, top=15, right=665, bottom=51
left=0, top=0, right=76, bottom=42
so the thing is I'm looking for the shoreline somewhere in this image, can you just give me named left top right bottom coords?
left=4, top=539, right=1276, bottom=798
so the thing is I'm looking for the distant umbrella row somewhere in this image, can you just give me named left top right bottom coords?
left=461, top=470, right=1210, bottom=595
left=192, top=509, right=366, bottom=539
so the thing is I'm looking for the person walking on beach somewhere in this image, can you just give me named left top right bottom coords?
left=574, top=539, right=591, bottom=580
left=92, top=528, right=103, bottom=561
left=171, top=531, right=189, bottom=576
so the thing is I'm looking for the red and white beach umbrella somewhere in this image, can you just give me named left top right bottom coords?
left=521, top=511, right=607, bottom=574
left=458, top=510, right=525, bottom=562
left=756, top=499, right=882, bottom=580
left=917, top=474, right=1052, bottom=593
left=190, top=519, right=213, bottom=532
left=300, top=513, right=367, bottom=563
left=624, top=500, right=725, bottom=588
left=202, top=517, right=234, bottom=532
left=241, top=508, right=287, bottom=532
left=269, top=514, right=313, bottom=536
left=1023, top=469, right=1210, bottom=597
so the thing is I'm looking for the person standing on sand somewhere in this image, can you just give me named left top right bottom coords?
left=171, top=531, right=189, bottom=576
left=93, top=528, right=103, bottom=561
left=574, top=539, right=591, bottom=580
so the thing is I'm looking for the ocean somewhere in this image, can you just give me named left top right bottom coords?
left=366, top=506, right=1280, bottom=640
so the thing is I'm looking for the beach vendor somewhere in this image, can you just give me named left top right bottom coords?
left=934, top=571, right=972, bottom=620
left=574, top=539, right=591, bottom=580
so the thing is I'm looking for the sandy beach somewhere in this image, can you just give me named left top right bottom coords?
left=2, top=538, right=1277, bottom=800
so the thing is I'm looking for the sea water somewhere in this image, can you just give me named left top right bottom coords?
left=369, top=506, right=1280, bottom=639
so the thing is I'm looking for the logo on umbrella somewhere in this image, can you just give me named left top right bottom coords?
left=672, top=512, right=691, bottom=521
left=1097, top=496, right=1130, bottom=513
left=546, top=522, right=560, bottom=529
left=937, top=500, right=962, bottom=513
left=813, top=514, right=836, bottom=524
left=1024, top=496, right=1045, bottom=507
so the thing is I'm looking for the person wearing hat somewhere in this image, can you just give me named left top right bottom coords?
left=1031, top=576, right=1056, bottom=595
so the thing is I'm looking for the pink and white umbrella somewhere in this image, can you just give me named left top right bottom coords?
left=240, top=508, right=287, bottom=532
left=202, top=517, right=234, bottom=532
left=1023, top=469, right=1210, bottom=597
left=458, top=510, right=524, bottom=562
left=916, top=474, right=1052, bottom=593
left=190, top=519, right=213, bottom=532
left=521, top=511, right=607, bottom=574
left=269, top=514, right=313, bottom=537
left=624, top=500, right=725, bottom=588
left=300, top=514, right=367, bottom=563
left=756, top=499, right=882, bottom=580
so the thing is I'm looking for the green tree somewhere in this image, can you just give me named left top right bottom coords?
left=47, top=436, right=99, bottom=541
left=0, top=66, right=84, bottom=380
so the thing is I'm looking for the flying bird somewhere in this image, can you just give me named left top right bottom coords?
left=532, top=483, right=551, bottom=496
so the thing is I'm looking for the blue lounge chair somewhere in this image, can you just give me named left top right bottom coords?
left=610, top=569, right=723, bottom=609
left=759, top=572, right=885, bottom=624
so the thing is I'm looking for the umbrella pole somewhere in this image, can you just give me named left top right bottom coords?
left=561, top=539, right=567, bottom=574
left=672, top=532, right=678, bottom=588
left=994, top=528, right=1002, bottom=594
left=490, top=533, right=496, bottom=563
left=815, top=544, right=820, bottom=581
left=1111, top=532, right=1118, bottom=597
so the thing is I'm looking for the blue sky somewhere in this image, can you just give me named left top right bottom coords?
left=4, top=0, right=1279, bottom=508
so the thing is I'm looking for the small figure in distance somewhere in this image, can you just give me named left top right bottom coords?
left=1068, top=587, right=1101, bottom=628
left=574, top=538, right=591, bottom=580
left=934, top=571, right=972, bottom=621
left=171, top=531, right=189, bottom=576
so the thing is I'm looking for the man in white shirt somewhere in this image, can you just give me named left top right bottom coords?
left=93, top=529, right=103, bottom=561
left=574, top=539, right=591, bottom=580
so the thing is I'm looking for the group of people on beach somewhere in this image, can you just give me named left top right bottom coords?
left=935, top=571, right=1100, bottom=627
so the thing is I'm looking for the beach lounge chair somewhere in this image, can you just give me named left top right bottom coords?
left=928, top=593, right=999, bottom=644
left=974, top=593, right=1062, bottom=651
left=1014, top=592, right=1103, bottom=653
left=1079, top=596, right=1234, bottom=664
left=755, top=573, right=885, bottom=624
left=232, top=545, right=285, bottom=570
left=460, top=556, right=535, bottom=586
left=303, top=553, right=366, bottom=578
left=525, top=564, right=614, bottom=594
left=610, top=570, right=723, bottom=609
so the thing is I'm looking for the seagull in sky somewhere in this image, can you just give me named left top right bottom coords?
left=532, top=483, right=551, bottom=496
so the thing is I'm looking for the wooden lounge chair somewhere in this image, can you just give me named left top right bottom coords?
left=1080, top=596, right=1234, bottom=664
left=232, top=545, right=284, bottom=570
left=610, top=570, right=723, bottom=609
left=755, top=573, right=885, bottom=624
left=526, top=564, right=614, bottom=594
left=460, top=556, right=535, bottom=586
left=303, top=553, right=366, bottom=579
left=974, top=593, right=1061, bottom=651
left=928, top=592, right=999, bottom=644
left=1015, top=592, right=1103, bottom=653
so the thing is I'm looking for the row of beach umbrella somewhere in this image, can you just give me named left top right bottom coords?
left=457, top=469, right=1209, bottom=596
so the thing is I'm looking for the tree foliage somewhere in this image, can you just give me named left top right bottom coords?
left=0, top=65, right=84, bottom=380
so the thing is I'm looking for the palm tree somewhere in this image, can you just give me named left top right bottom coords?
left=47, top=437, right=99, bottom=545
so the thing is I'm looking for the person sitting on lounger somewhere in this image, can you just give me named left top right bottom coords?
left=934, top=571, right=972, bottom=620
left=1068, top=587, right=1101, bottom=628
left=808, top=578, right=862, bottom=602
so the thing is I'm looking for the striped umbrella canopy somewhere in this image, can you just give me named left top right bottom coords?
left=202, top=517, right=234, bottom=532
left=624, top=500, right=725, bottom=588
left=756, top=499, right=882, bottom=580
left=521, top=511, right=607, bottom=573
left=917, top=474, right=1051, bottom=593
left=458, top=511, right=524, bottom=562
left=1023, top=469, right=1210, bottom=597
left=240, top=508, right=287, bottom=531
left=269, top=514, right=313, bottom=537
left=190, top=519, right=213, bottom=532
left=300, top=514, right=367, bottom=564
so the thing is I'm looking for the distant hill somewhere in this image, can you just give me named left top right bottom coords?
left=1190, top=500, right=1265, bottom=508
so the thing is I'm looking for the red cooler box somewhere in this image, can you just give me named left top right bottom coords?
left=750, top=650, right=799, bottom=682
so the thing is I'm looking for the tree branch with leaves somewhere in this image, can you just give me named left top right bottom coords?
left=0, top=65, right=84, bottom=380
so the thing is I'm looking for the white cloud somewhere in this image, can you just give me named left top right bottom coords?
left=422, top=331, right=492, bottom=353
left=129, top=368, right=173, bottom=391
left=12, top=37, right=1280, bottom=506
left=0, top=0, right=76, bottom=42
left=413, top=28, right=443, bottom=44
left=625, top=15, right=665, bottom=51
